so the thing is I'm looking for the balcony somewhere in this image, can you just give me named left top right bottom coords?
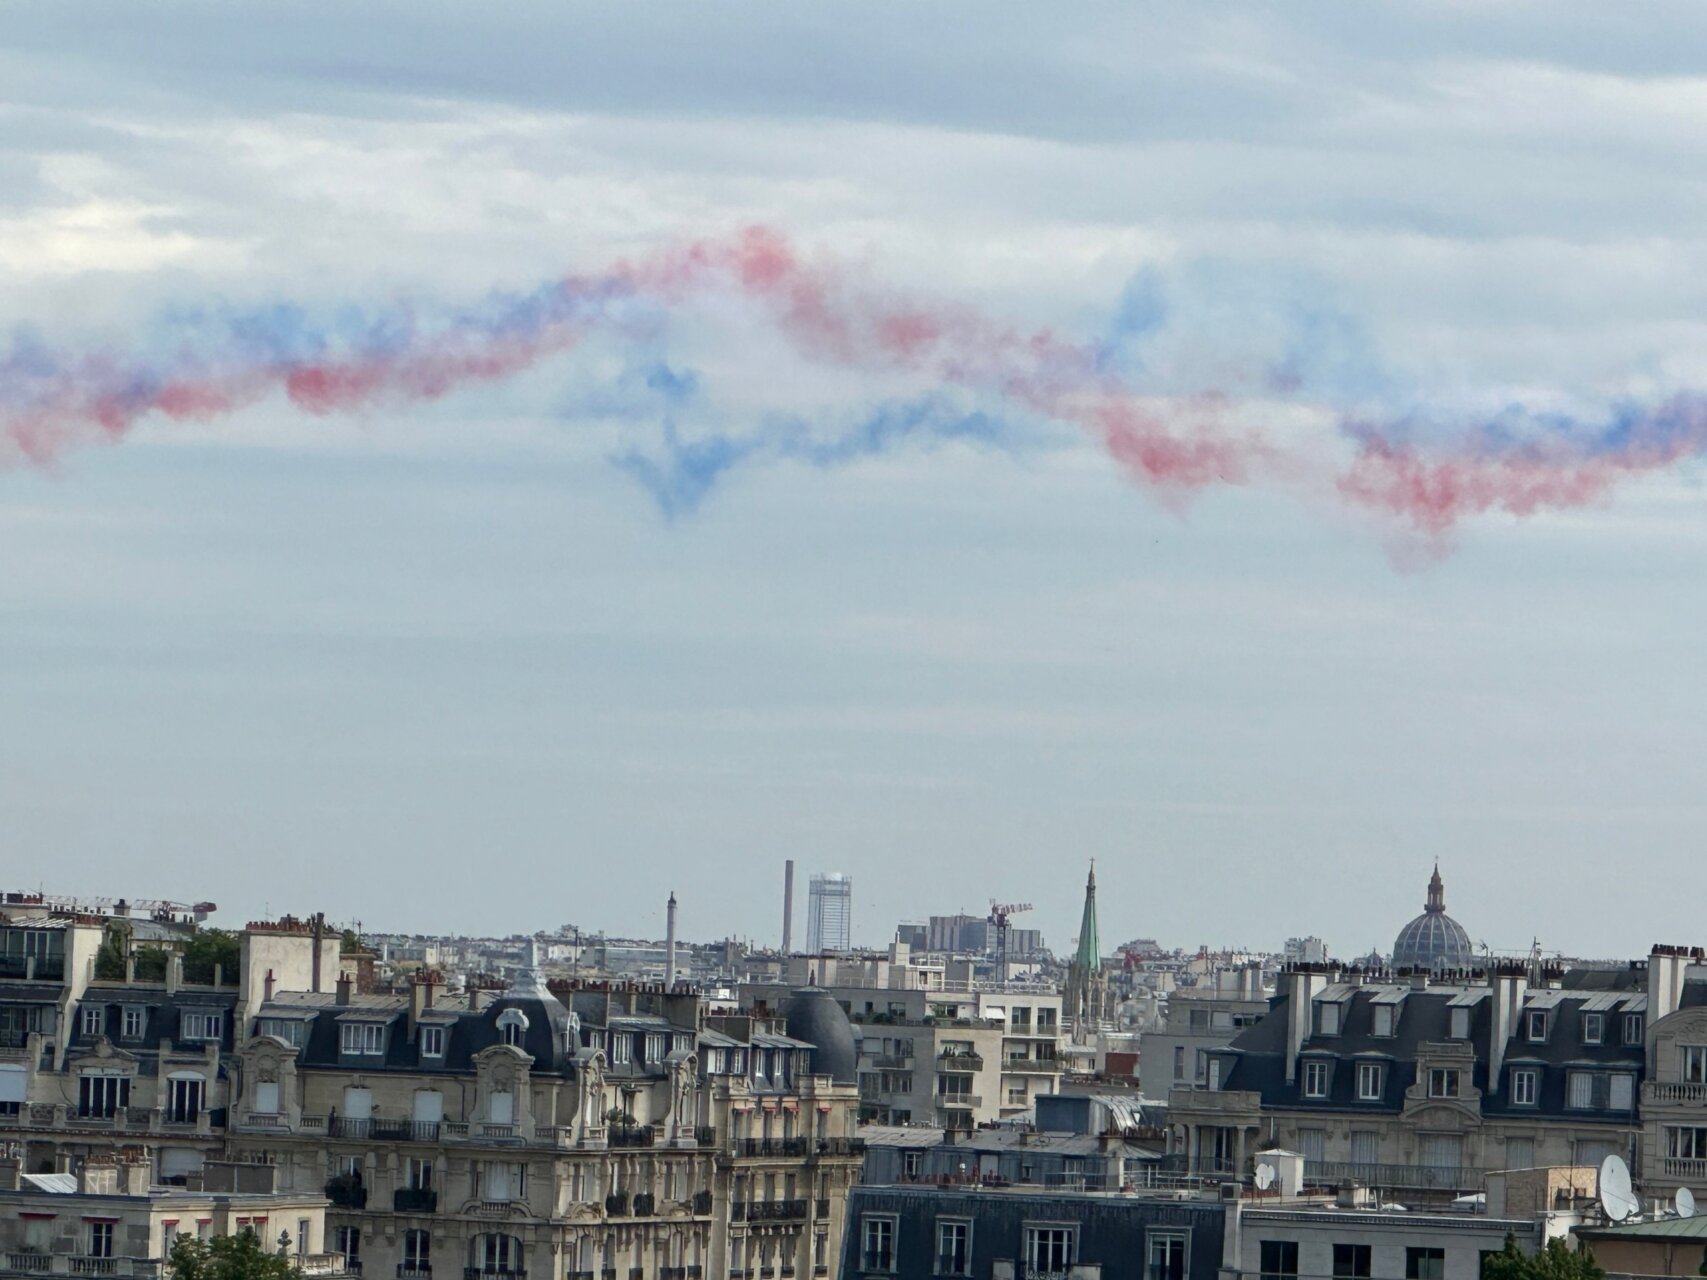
left=813, top=1138, right=865, bottom=1158
left=397, top=1269, right=433, bottom=1279
left=871, top=1055, right=914, bottom=1071
left=733, top=1138, right=810, bottom=1158
left=394, top=1187, right=438, bottom=1213
left=1647, top=1082, right=1707, bottom=1106
left=1662, top=1158, right=1707, bottom=1180
left=1004, top=1057, right=1061, bottom=1074
left=3, top=1261, right=166, bottom=1279
left=693, top=1190, right=714, bottom=1215
left=0, top=955, right=65, bottom=981
left=935, top=1094, right=980, bottom=1110
left=609, top=1125, right=656, bottom=1149
left=463, top=1271, right=525, bottom=1280
left=1304, top=1160, right=1482, bottom=1192
left=325, top=1177, right=369, bottom=1209
left=695, top=1127, right=719, bottom=1147
left=632, top=1194, right=657, bottom=1216
left=815, top=1199, right=831, bottom=1217
left=938, top=1053, right=983, bottom=1071
left=735, top=1200, right=808, bottom=1222
left=70, top=1264, right=118, bottom=1278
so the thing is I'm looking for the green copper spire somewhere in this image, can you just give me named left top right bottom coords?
left=1073, top=860, right=1101, bottom=973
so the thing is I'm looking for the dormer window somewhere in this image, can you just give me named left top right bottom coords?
left=121, top=1007, right=145, bottom=1040
left=610, top=1033, right=632, bottom=1064
left=1449, top=1008, right=1470, bottom=1040
left=82, top=1006, right=105, bottom=1037
left=340, top=1022, right=385, bottom=1055
left=420, top=1025, right=446, bottom=1058
left=1318, top=1002, right=1342, bottom=1036
left=1582, top=1013, right=1604, bottom=1046
left=1526, top=1011, right=1548, bottom=1043
left=1427, top=1068, right=1460, bottom=1099
left=1372, top=1005, right=1395, bottom=1037
left=645, top=1034, right=665, bottom=1063
left=496, top=1009, right=529, bottom=1049
left=180, top=1010, right=223, bottom=1042
left=1625, top=1013, right=1646, bottom=1045
left=1303, top=1060, right=1330, bottom=1099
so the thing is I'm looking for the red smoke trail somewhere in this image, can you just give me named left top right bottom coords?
left=4, top=225, right=1704, bottom=541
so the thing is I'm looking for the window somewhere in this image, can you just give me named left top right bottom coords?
left=122, top=1007, right=145, bottom=1039
left=82, top=1005, right=105, bottom=1037
left=1428, top=1068, right=1460, bottom=1099
left=1146, top=1233, right=1187, bottom=1280
left=335, top=1226, right=361, bottom=1266
left=1194, top=1049, right=1208, bottom=1084
left=1526, top=1011, right=1548, bottom=1042
left=407, top=1157, right=434, bottom=1190
left=862, top=1217, right=896, bottom=1273
left=1023, top=1226, right=1074, bottom=1276
left=1449, top=1007, right=1471, bottom=1040
left=79, top=1072, right=130, bottom=1118
left=1569, top=1070, right=1616, bottom=1110
left=646, top=1033, right=665, bottom=1062
left=254, top=1081, right=280, bottom=1114
left=1333, top=1245, right=1371, bottom=1279
left=1582, top=1013, right=1603, bottom=1045
left=1350, top=1131, right=1379, bottom=1167
left=1373, top=1005, right=1395, bottom=1037
left=89, top=1222, right=115, bottom=1259
left=1173, top=1046, right=1185, bottom=1081
left=1296, top=1128, right=1325, bottom=1165
left=1510, top=1068, right=1538, bottom=1106
left=1356, top=1063, right=1383, bottom=1101
left=1611, top=1074, right=1635, bottom=1111
left=403, top=1230, right=431, bottom=1272
left=1011, top=1008, right=1032, bottom=1032
left=180, top=1010, right=222, bottom=1041
left=1625, top=1013, right=1645, bottom=1044
left=1406, top=1248, right=1445, bottom=1280
left=903, top=1150, right=924, bottom=1178
left=259, top=1018, right=306, bottom=1048
left=340, top=1022, right=385, bottom=1055
left=420, top=1025, right=446, bottom=1057
left=296, top=1221, right=309, bottom=1257
left=1683, top=1046, right=1707, bottom=1085
left=1260, top=1241, right=1299, bottom=1280
left=1303, top=1060, right=1329, bottom=1099
left=483, top=1161, right=525, bottom=1202
left=611, top=1033, right=632, bottom=1064
left=1318, top=1002, right=1342, bottom=1035
left=936, top=1220, right=970, bottom=1276
left=1668, top=1127, right=1707, bottom=1160
left=1506, top=1137, right=1536, bottom=1169
left=166, top=1074, right=205, bottom=1123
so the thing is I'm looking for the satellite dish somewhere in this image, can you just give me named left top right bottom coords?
left=1679, top=1187, right=1697, bottom=1219
left=1254, top=1163, right=1276, bottom=1191
left=1599, top=1155, right=1638, bottom=1222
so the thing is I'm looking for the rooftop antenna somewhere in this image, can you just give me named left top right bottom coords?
left=1599, top=1155, right=1638, bottom=1223
left=1254, top=1163, right=1276, bottom=1194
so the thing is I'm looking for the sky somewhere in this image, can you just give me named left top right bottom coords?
left=4, top=2, right=1707, bottom=959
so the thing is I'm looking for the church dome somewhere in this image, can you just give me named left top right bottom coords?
left=1392, top=866, right=1475, bottom=972
left=783, top=987, right=858, bottom=1085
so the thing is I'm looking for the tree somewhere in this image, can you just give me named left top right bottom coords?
left=1481, top=1234, right=1605, bottom=1280
left=182, top=929, right=240, bottom=985
left=167, top=1232, right=303, bottom=1280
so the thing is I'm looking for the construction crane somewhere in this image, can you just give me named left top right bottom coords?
left=988, top=901, right=1034, bottom=977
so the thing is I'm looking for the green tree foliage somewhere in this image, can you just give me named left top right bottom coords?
left=340, top=929, right=363, bottom=954
left=135, top=946, right=169, bottom=981
left=167, top=1232, right=303, bottom=1280
left=182, top=929, right=241, bottom=986
left=1481, top=1234, right=1605, bottom=1280
left=94, top=931, right=127, bottom=982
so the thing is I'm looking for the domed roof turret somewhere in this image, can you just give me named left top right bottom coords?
left=782, top=986, right=857, bottom=1084
left=1392, top=865, right=1474, bottom=972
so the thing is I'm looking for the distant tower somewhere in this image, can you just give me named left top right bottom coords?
left=782, top=860, right=796, bottom=954
left=665, top=891, right=678, bottom=987
left=1065, top=861, right=1110, bottom=1043
left=806, top=874, right=852, bottom=954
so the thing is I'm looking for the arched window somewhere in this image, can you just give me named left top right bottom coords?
left=496, top=1008, right=529, bottom=1049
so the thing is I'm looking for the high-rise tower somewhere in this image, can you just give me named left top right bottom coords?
left=806, top=873, right=852, bottom=954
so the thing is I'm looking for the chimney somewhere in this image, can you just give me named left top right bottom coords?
left=410, top=969, right=440, bottom=1034
left=335, top=971, right=353, bottom=1005
left=1488, top=962, right=1529, bottom=1094
left=1648, top=945, right=1700, bottom=1026
left=263, top=969, right=276, bottom=1002
left=1283, top=965, right=1330, bottom=1084
left=311, top=912, right=325, bottom=993
left=782, top=860, right=795, bottom=954
left=666, top=893, right=679, bottom=988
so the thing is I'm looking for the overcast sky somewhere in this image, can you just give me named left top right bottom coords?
left=4, top=3, right=1707, bottom=959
